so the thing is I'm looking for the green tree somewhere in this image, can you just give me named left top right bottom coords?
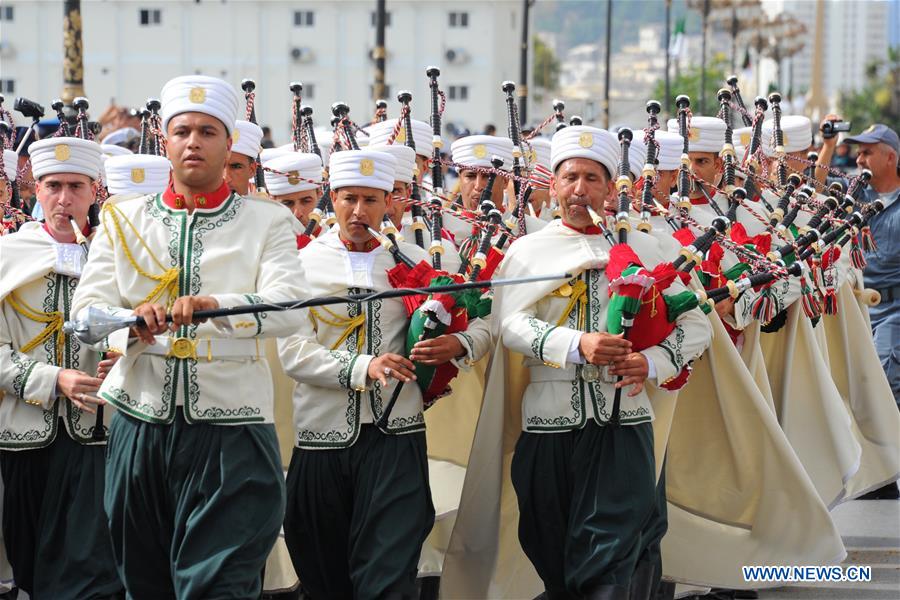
left=652, top=53, right=729, bottom=117
left=838, top=47, right=900, bottom=135
left=533, top=35, right=561, bottom=95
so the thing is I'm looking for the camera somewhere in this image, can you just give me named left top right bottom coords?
left=14, top=97, right=46, bottom=120
left=822, top=119, right=851, bottom=139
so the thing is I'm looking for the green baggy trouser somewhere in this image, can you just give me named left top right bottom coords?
left=633, top=459, right=669, bottom=600
left=0, top=429, right=123, bottom=600
left=284, top=425, right=435, bottom=600
left=511, top=420, right=656, bottom=597
left=104, top=408, right=285, bottom=600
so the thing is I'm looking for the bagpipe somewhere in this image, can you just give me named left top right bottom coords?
left=290, top=82, right=334, bottom=250
left=370, top=86, right=495, bottom=424
left=0, top=95, right=31, bottom=232
left=240, top=79, right=268, bottom=195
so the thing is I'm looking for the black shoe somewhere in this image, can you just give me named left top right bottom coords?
left=859, top=482, right=900, bottom=500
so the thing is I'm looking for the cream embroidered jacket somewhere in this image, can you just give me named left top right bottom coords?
left=494, top=220, right=711, bottom=432
left=71, top=192, right=305, bottom=426
left=277, top=230, right=492, bottom=449
left=0, top=223, right=108, bottom=449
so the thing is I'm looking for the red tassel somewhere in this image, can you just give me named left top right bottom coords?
left=850, top=240, right=866, bottom=269
left=823, top=289, right=839, bottom=316
left=799, top=276, right=821, bottom=318
left=296, top=234, right=312, bottom=250
left=751, top=289, right=777, bottom=323
left=860, top=226, right=877, bottom=252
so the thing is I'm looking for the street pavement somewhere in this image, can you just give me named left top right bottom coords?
left=756, top=500, right=900, bottom=599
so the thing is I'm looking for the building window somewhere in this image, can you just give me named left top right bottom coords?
left=1, top=80, right=14, bottom=94
left=449, top=11, right=469, bottom=28
left=448, top=85, right=469, bottom=101
left=304, top=84, right=315, bottom=99
left=139, top=9, right=161, bottom=26
left=294, top=10, right=314, bottom=27
left=371, top=11, right=392, bottom=27
left=0, top=6, right=13, bottom=21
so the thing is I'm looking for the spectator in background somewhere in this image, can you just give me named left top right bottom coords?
left=261, top=126, right=275, bottom=149
left=844, top=123, right=900, bottom=499
left=483, top=123, right=496, bottom=136
left=831, top=142, right=855, bottom=169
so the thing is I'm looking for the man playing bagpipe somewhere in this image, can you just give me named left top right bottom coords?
left=447, top=134, right=514, bottom=241
left=495, top=126, right=711, bottom=599
left=262, top=150, right=324, bottom=233
left=72, top=75, right=305, bottom=598
left=276, top=147, right=492, bottom=599
left=368, top=123, right=464, bottom=273
left=0, top=137, right=123, bottom=598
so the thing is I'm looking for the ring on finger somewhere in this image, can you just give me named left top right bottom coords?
left=383, top=366, right=392, bottom=376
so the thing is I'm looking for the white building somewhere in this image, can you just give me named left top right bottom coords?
left=761, top=0, right=890, bottom=105
left=0, top=0, right=526, bottom=142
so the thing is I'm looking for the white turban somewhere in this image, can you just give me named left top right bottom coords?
left=30, top=138, right=103, bottom=181
left=260, top=143, right=296, bottom=164
left=105, top=154, right=171, bottom=196
left=665, top=115, right=726, bottom=154
left=370, top=143, right=417, bottom=184
left=328, top=150, right=396, bottom=193
left=161, top=75, right=240, bottom=136
left=263, top=152, right=323, bottom=196
left=525, top=137, right=552, bottom=170
left=101, top=144, right=133, bottom=158
left=365, top=118, right=434, bottom=158
left=762, top=115, right=813, bottom=156
left=2, top=149, right=17, bottom=182
left=550, top=126, right=618, bottom=176
left=451, top=135, right=514, bottom=171
left=231, top=120, right=264, bottom=159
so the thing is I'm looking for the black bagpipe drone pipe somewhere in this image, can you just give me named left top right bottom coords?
left=396, top=90, right=428, bottom=250
left=240, top=79, right=267, bottom=194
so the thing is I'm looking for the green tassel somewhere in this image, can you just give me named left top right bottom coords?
left=664, top=290, right=701, bottom=321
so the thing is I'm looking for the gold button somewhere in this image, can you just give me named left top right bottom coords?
left=197, top=196, right=207, bottom=206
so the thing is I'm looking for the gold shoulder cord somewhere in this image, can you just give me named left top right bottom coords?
left=102, top=203, right=180, bottom=308
left=308, top=307, right=366, bottom=353
left=551, top=278, right=588, bottom=331
left=6, top=293, right=65, bottom=365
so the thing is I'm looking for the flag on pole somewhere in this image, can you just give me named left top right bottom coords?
left=669, top=17, right=686, bottom=57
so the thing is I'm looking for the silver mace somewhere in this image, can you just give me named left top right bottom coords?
left=64, top=272, right=573, bottom=345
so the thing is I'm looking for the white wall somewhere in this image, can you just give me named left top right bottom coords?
left=1, top=0, right=525, bottom=143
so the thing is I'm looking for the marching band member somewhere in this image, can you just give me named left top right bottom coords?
left=524, top=136, right=554, bottom=220
left=0, top=137, right=123, bottom=597
left=72, top=75, right=304, bottom=598
left=494, top=126, right=710, bottom=599
left=277, top=149, right=443, bottom=599
left=104, top=153, right=171, bottom=200
left=262, top=151, right=324, bottom=230
left=1, top=149, right=31, bottom=235
left=224, top=118, right=264, bottom=196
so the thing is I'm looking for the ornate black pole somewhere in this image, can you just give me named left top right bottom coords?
left=518, top=0, right=533, bottom=125
left=603, top=0, right=612, bottom=128
left=373, top=0, right=387, bottom=101
left=61, top=0, right=86, bottom=107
